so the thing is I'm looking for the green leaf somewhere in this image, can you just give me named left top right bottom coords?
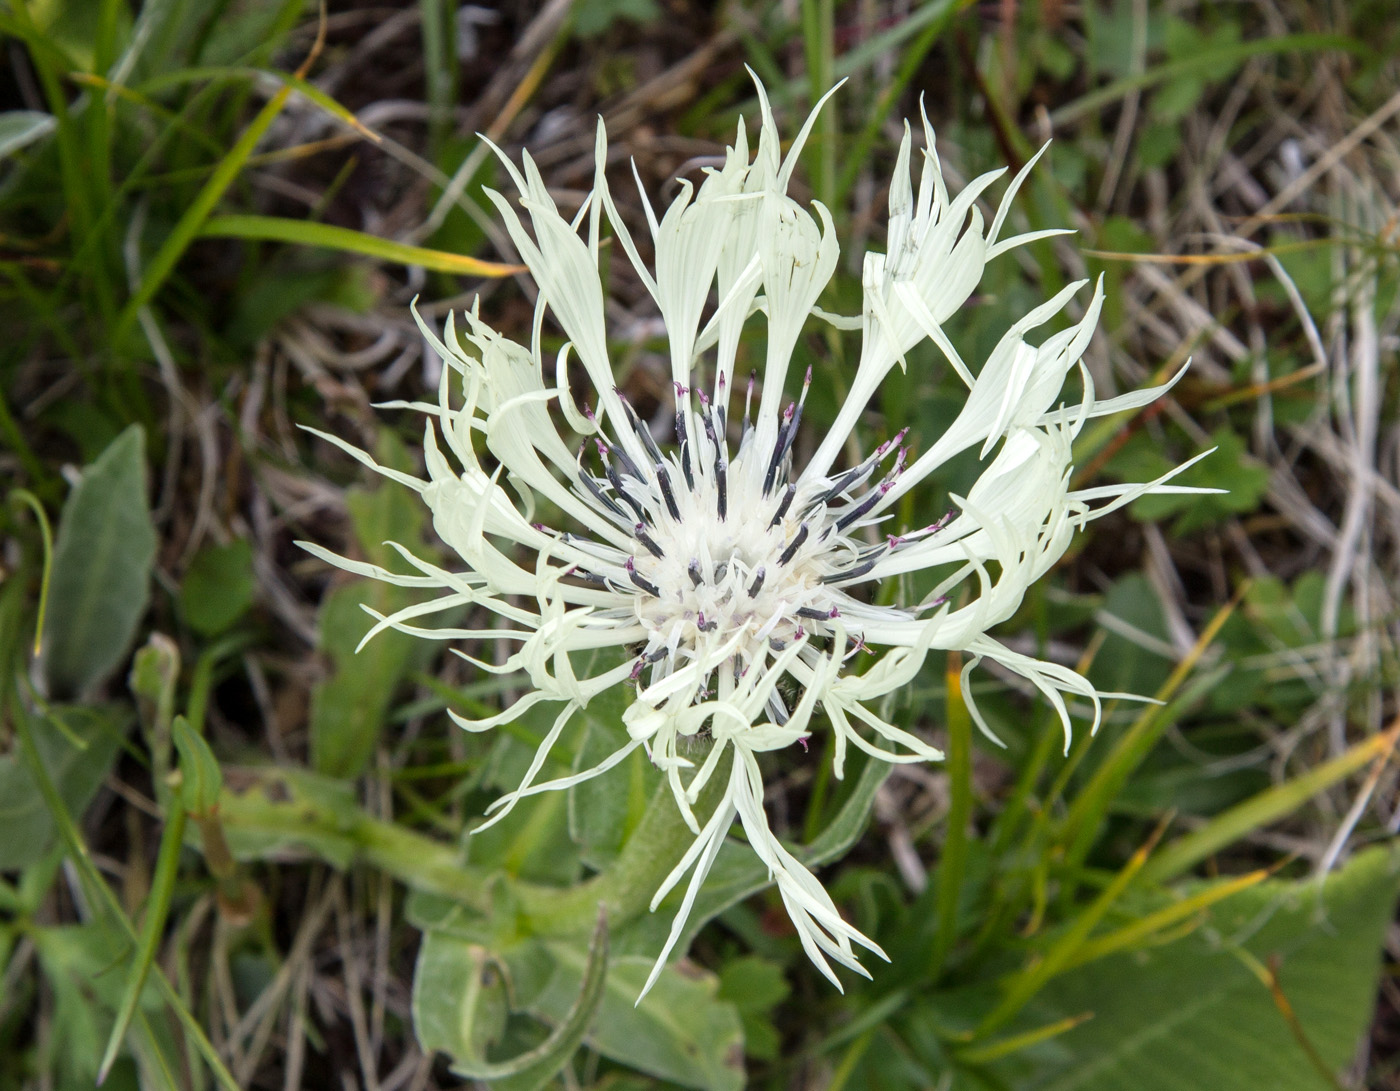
left=199, top=214, right=523, bottom=278
left=0, top=703, right=127, bottom=870
left=42, top=425, right=156, bottom=699
left=988, top=847, right=1400, bottom=1090
left=1120, top=427, right=1270, bottom=535
left=413, top=913, right=609, bottom=1089
left=310, top=437, right=436, bottom=779
left=567, top=678, right=649, bottom=869
left=0, top=109, right=56, bottom=160
left=170, top=715, right=222, bottom=816
left=614, top=753, right=889, bottom=961
left=530, top=946, right=745, bottom=1091
left=34, top=922, right=179, bottom=1089
left=718, top=956, right=790, bottom=1060
left=178, top=539, right=255, bottom=636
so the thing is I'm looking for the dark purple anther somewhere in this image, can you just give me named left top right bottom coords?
left=655, top=463, right=682, bottom=521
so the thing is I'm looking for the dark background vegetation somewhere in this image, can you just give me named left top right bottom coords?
left=2, top=0, right=1398, bottom=1087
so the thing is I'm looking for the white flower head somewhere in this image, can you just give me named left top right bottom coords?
left=302, top=73, right=1214, bottom=1000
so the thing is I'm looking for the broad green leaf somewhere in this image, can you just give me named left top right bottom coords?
left=1117, top=427, right=1270, bottom=535
left=717, top=956, right=790, bottom=1060
left=1086, top=574, right=1173, bottom=700
left=567, top=681, right=649, bottom=869
left=531, top=946, right=745, bottom=1091
left=33, top=922, right=174, bottom=1089
left=310, top=437, right=435, bottom=779
left=42, top=426, right=156, bottom=699
left=613, top=753, right=890, bottom=960
left=414, top=914, right=609, bottom=1090
left=0, top=703, right=128, bottom=870
left=0, top=109, right=56, bottom=160
left=178, top=539, right=255, bottom=636
left=987, top=847, right=1400, bottom=1091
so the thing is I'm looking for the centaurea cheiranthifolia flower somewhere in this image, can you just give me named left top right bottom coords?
left=302, top=77, right=1211, bottom=999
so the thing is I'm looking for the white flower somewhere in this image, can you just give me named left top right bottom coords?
left=302, top=74, right=1214, bottom=1000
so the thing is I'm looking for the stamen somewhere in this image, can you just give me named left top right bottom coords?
left=654, top=463, right=682, bottom=521
left=597, top=436, right=643, bottom=483
left=618, top=392, right=664, bottom=465
left=770, top=483, right=797, bottom=527
left=688, top=559, right=703, bottom=587
left=634, top=523, right=664, bottom=559
left=821, top=557, right=878, bottom=583
left=674, top=382, right=695, bottom=490
left=763, top=402, right=797, bottom=496
left=699, top=408, right=727, bottom=519
left=834, top=481, right=892, bottom=533
left=577, top=469, right=630, bottom=525
left=605, top=460, right=647, bottom=523
left=747, top=566, right=766, bottom=597
left=778, top=523, right=810, bottom=565
left=625, top=557, right=662, bottom=597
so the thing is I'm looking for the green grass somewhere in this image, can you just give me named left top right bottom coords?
left=2, top=1, right=1398, bottom=1088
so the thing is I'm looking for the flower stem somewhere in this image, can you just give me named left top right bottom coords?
left=518, top=744, right=732, bottom=935
left=930, top=653, right=973, bottom=979
left=217, top=746, right=732, bottom=939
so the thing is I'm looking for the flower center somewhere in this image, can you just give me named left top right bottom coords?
left=558, top=373, right=948, bottom=696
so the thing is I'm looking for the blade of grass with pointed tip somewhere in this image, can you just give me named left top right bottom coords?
left=1139, top=723, right=1399, bottom=887
left=111, top=63, right=311, bottom=347
left=12, top=689, right=240, bottom=1091
left=1049, top=33, right=1366, bottom=127
left=97, top=801, right=187, bottom=1084
left=199, top=214, right=522, bottom=279
left=976, top=820, right=1165, bottom=1038
left=1059, top=590, right=1244, bottom=872
left=930, top=656, right=973, bottom=979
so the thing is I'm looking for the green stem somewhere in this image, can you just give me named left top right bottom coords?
left=930, top=655, right=972, bottom=979
left=218, top=749, right=733, bottom=938
left=519, top=749, right=732, bottom=935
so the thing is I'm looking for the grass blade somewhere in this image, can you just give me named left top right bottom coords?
left=12, top=690, right=240, bottom=1091
left=1058, top=589, right=1244, bottom=871
left=97, top=803, right=187, bottom=1084
left=1139, top=721, right=1400, bottom=886
left=955, top=1012, right=1093, bottom=1065
left=111, top=12, right=335, bottom=348
left=930, top=654, right=973, bottom=978
left=1049, top=33, right=1367, bottom=127
left=975, top=818, right=1167, bottom=1038
left=198, top=214, right=523, bottom=277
